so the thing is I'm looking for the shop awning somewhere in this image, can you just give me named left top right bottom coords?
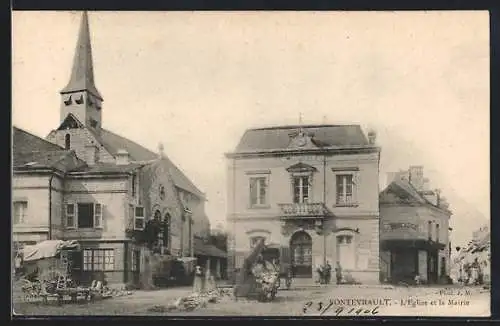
left=23, top=240, right=80, bottom=262
left=381, top=239, right=445, bottom=251
left=193, top=237, right=227, bottom=258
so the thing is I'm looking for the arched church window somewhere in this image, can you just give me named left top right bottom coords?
left=65, top=134, right=71, bottom=150
left=163, top=213, right=171, bottom=249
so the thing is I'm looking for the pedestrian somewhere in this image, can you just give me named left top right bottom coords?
left=193, top=265, right=205, bottom=293
left=335, top=262, right=343, bottom=285
left=317, top=264, right=324, bottom=284
left=325, top=261, right=332, bottom=284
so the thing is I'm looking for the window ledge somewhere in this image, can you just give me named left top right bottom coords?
left=248, top=205, right=271, bottom=210
left=334, top=203, right=359, bottom=208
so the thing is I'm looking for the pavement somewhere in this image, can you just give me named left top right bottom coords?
left=12, top=283, right=490, bottom=317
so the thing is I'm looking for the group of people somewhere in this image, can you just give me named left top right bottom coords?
left=460, top=258, right=487, bottom=286
left=316, top=261, right=343, bottom=285
left=192, top=265, right=218, bottom=293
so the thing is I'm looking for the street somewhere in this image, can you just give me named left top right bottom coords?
left=13, top=284, right=490, bottom=317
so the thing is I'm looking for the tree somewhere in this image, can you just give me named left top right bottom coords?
left=125, top=219, right=167, bottom=289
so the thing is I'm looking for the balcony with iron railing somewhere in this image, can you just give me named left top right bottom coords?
left=278, top=202, right=330, bottom=219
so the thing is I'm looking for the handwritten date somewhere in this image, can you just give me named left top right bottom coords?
left=303, top=301, right=380, bottom=316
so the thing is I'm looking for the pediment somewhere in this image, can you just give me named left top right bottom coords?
left=286, top=162, right=317, bottom=173
left=57, top=113, right=84, bottom=130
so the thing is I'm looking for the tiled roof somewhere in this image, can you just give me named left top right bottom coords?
left=13, top=127, right=87, bottom=173
left=233, top=124, right=370, bottom=153
left=193, top=237, right=227, bottom=258
left=380, top=178, right=427, bottom=204
left=13, top=127, right=64, bottom=154
left=94, top=128, right=204, bottom=198
left=14, top=150, right=71, bottom=168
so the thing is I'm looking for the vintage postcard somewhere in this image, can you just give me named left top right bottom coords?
left=11, top=10, right=490, bottom=317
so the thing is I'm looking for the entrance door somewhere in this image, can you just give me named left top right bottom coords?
left=440, top=256, right=446, bottom=279
left=290, top=231, right=312, bottom=278
left=132, top=250, right=141, bottom=285
left=390, top=249, right=417, bottom=283
left=427, top=251, right=438, bottom=284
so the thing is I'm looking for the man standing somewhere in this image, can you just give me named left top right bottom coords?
left=325, top=261, right=332, bottom=284
left=335, top=262, right=343, bottom=285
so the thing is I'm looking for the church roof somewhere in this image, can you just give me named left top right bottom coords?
left=90, top=128, right=205, bottom=198
left=60, top=11, right=103, bottom=100
left=233, top=124, right=370, bottom=153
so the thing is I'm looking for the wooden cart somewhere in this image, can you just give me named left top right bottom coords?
left=261, top=244, right=293, bottom=290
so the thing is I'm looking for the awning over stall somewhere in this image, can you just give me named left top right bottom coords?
left=23, top=240, right=80, bottom=262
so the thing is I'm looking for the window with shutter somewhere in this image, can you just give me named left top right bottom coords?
left=66, top=203, right=76, bottom=229
left=94, top=203, right=103, bottom=228
left=128, top=204, right=135, bottom=229
left=77, top=203, right=94, bottom=228
left=135, top=207, right=145, bottom=230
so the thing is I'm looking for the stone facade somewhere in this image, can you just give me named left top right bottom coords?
left=226, top=125, right=381, bottom=284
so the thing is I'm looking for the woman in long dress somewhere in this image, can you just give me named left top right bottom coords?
left=193, top=265, right=204, bottom=293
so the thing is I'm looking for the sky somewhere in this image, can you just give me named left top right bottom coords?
left=12, top=11, right=489, bottom=247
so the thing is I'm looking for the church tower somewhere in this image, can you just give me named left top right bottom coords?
left=59, top=11, right=103, bottom=132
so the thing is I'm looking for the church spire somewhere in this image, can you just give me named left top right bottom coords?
left=60, top=11, right=103, bottom=100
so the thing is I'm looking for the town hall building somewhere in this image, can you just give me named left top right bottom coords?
left=225, top=124, right=381, bottom=284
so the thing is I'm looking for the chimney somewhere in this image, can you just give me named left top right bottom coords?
left=116, top=149, right=130, bottom=165
left=387, top=170, right=409, bottom=183
left=84, top=144, right=99, bottom=165
left=435, top=189, right=441, bottom=206
left=367, top=129, right=377, bottom=145
left=158, top=142, right=165, bottom=159
left=408, top=165, right=424, bottom=191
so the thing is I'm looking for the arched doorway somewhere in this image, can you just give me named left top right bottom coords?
left=290, top=231, right=312, bottom=278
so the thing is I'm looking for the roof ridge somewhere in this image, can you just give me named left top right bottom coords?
left=249, top=124, right=361, bottom=131
left=101, top=128, right=157, bottom=156
left=101, top=128, right=205, bottom=197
